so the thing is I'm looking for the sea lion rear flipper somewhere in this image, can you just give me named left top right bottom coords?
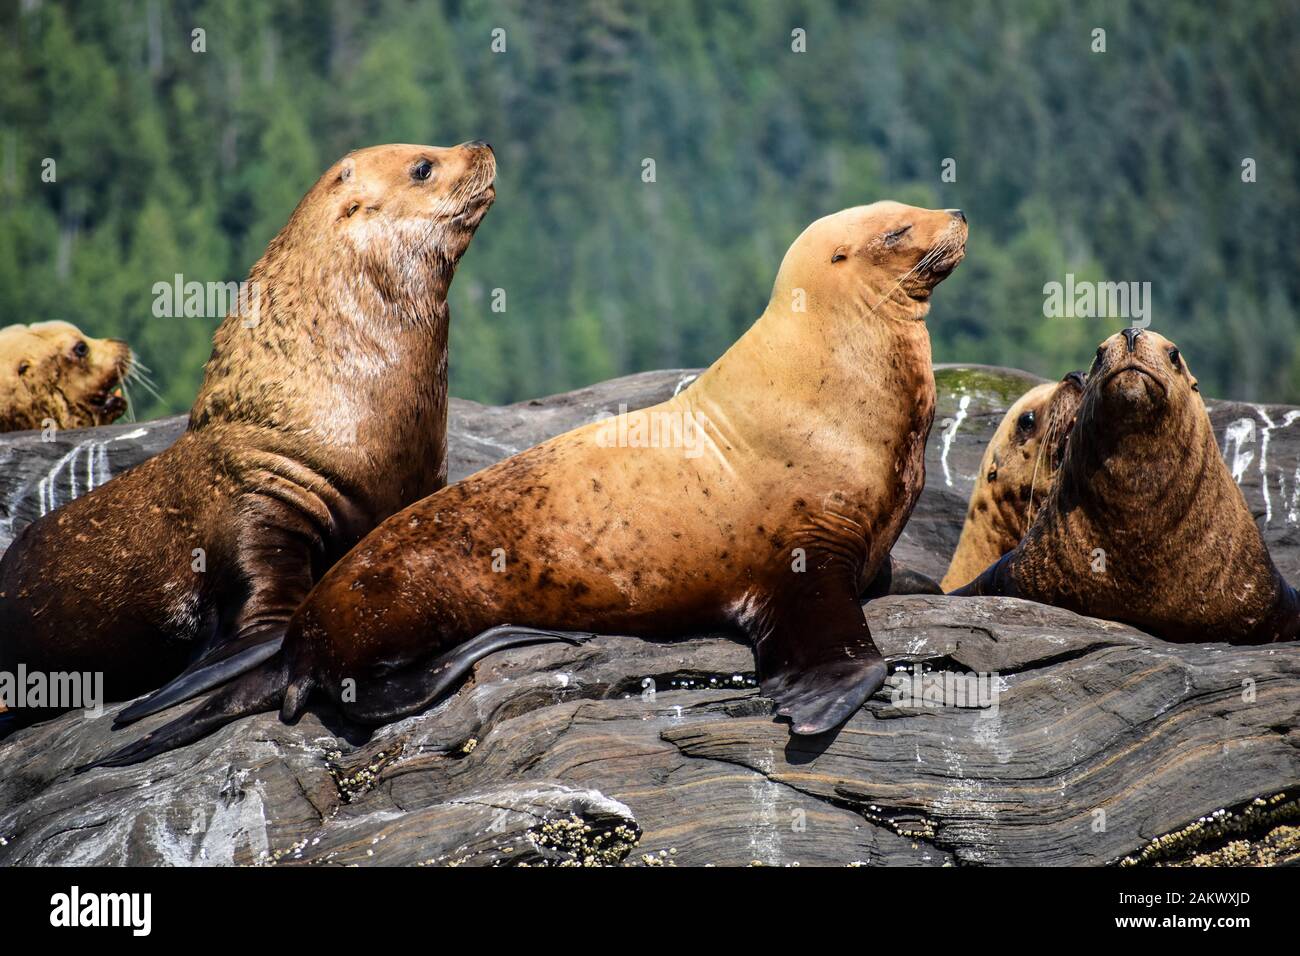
left=79, top=656, right=289, bottom=772
left=341, top=625, right=590, bottom=724
left=114, top=624, right=285, bottom=727
left=754, top=586, right=888, bottom=736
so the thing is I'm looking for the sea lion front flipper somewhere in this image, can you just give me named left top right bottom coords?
left=862, top=554, right=942, bottom=599
left=946, top=551, right=1019, bottom=597
left=754, top=584, right=888, bottom=736
left=114, top=505, right=328, bottom=725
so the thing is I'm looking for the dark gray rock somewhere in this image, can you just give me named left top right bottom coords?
left=1, top=598, right=1295, bottom=866
left=0, top=367, right=1297, bottom=866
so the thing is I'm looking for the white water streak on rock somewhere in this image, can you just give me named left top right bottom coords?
left=38, top=440, right=110, bottom=516
left=940, top=394, right=971, bottom=488
left=747, top=748, right=782, bottom=865
left=1252, top=406, right=1300, bottom=524
left=34, top=428, right=152, bottom=517
left=1223, top=417, right=1256, bottom=483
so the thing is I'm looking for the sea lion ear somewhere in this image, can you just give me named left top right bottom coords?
left=338, top=196, right=365, bottom=220
left=338, top=159, right=355, bottom=184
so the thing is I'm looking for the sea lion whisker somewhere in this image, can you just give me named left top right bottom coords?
left=117, top=380, right=137, bottom=422
left=867, top=256, right=929, bottom=315
left=1026, top=415, right=1057, bottom=524
left=868, top=238, right=954, bottom=312
left=128, top=370, right=163, bottom=403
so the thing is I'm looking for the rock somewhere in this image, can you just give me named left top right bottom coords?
left=0, top=366, right=1297, bottom=866
left=1, top=597, right=1295, bottom=866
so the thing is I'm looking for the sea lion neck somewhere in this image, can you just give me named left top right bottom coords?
left=189, top=229, right=456, bottom=437
left=684, top=299, right=933, bottom=461
left=1053, top=388, right=1223, bottom=549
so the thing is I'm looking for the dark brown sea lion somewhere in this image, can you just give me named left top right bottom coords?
left=89, top=201, right=969, bottom=768
left=0, top=141, right=497, bottom=727
left=0, top=321, right=132, bottom=431
left=940, top=371, right=1085, bottom=590
left=950, top=328, right=1300, bottom=645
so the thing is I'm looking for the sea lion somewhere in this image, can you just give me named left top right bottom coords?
left=950, top=328, right=1300, bottom=645
left=0, top=321, right=132, bottom=431
left=0, top=141, right=497, bottom=727
left=89, top=201, right=969, bottom=768
left=939, top=371, right=1085, bottom=590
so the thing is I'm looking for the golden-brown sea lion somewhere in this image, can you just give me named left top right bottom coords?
left=950, top=329, right=1300, bottom=645
left=0, top=141, right=497, bottom=726
left=0, top=321, right=132, bottom=432
left=89, top=201, right=969, bottom=768
left=939, top=371, right=1085, bottom=590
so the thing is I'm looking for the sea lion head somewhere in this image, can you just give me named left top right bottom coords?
left=1086, top=328, right=1198, bottom=431
left=300, top=141, right=497, bottom=281
left=0, top=320, right=132, bottom=432
left=942, top=370, right=1086, bottom=589
left=981, top=371, right=1087, bottom=525
left=773, top=201, right=968, bottom=321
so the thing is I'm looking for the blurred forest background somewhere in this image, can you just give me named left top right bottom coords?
left=1, top=0, right=1297, bottom=416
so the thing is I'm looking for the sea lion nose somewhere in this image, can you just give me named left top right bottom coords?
left=947, top=209, right=966, bottom=223
left=1120, top=327, right=1143, bottom=353
left=1064, top=370, right=1086, bottom=389
left=465, top=140, right=493, bottom=153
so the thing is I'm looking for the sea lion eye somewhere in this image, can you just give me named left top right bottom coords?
left=831, top=248, right=848, bottom=263
left=1017, top=410, right=1036, bottom=432
left=884, top=225, right=912, bottom=247
left=412, top=159, right=435, bottom=182
left=17, top=360, right=29, bottom=375
left=1168, top=348, right=1181, bottom=369
left=73, top=341, right=89, bottom=358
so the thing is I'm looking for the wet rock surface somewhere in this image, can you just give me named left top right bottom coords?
left=0, top=367, right=1297, bottom=866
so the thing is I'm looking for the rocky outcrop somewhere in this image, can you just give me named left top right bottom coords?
left=0, top=366, right=1297, bottom=866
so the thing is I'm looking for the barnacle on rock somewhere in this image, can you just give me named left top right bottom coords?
left=1118, top=791, right=1299, bottom=867
left=325, top=745, right=402, bottom=803
left=521, top=813, right=641, bottom=867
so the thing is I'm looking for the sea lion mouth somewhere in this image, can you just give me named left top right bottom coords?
left=84, top=385, right=127, bottom=419
left=85, top=353, right=132, bottom=420
left=450, top=184, right=496, bottom=227
left=912, top=232, right=967, bottom=291
left=1100, top=362, right=1168, bottom=414
left=921, top=241, right=966, bottom=278
left=95, top=388, right=127, bottom=414
left=1103, top=363, right=1165, bottom=391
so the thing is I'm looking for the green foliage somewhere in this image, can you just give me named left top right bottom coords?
left=1, top=0, right=1296, bottom=416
